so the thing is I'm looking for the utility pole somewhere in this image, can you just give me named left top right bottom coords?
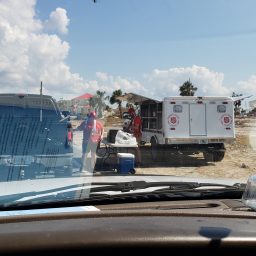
left=40, top=81, right=43, bottom=122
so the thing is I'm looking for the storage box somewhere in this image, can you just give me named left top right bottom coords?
left=117, top=153, right=135, bottom=174
left=107, top=129, right=119, bottom=143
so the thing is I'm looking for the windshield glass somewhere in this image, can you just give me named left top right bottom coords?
left=0, top=0, right=255, bottom=206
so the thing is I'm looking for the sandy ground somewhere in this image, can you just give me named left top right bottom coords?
left=72, top=117, right=256, bottom=182
left=136, top=118, right=256, bottom=182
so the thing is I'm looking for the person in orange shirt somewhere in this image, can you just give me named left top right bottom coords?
left=130, top=110, right=142, bottom=166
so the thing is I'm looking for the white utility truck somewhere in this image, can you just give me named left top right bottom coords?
left=139, top=96, right=235, bottom=162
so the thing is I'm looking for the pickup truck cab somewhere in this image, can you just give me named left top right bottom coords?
left=0, top=94, right=73, bottom=181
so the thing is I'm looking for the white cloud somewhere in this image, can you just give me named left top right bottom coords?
left=96, top=72, right=108, bottom=82
left=0, top=0, right=146, bottom=101
left=0, top=0, right=87, bottom=100
left=87, top=72, right=146, bottom=96
left=238, top=75, right=256, bottom=95
left=144, top=65, right=231, bottom=98
left=0, top=0, right=42, bottom=34
left=44, top=8, right=70, bottom=35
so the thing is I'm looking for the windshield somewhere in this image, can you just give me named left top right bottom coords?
left=0, top=0, right=255, bottom=207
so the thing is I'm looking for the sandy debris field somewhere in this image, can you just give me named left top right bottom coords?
left=135, top=117, right=256, bottom=182
left=72, top=117, right=256, bottom=182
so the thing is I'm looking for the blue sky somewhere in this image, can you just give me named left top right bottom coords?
left=1, top=0, right=256, bottom=103
left=35, top=0, right=256, bottom=82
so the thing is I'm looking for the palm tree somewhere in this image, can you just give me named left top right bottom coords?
left=109, top=89, right=123, bottom=118
left=89, top=90, right=109, bottom=118
left=179, top=80, right=197, bottom=96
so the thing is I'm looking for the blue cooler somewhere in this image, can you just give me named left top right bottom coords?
left=117, top=153, right=135, bottom=174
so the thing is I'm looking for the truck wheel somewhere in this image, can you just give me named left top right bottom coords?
left=151, top=137, right=161, bottom=161
left=212, top=151, right=225, bottom=162
left=204, top=151, right=225, bottom=162
left=203, top=152, right=213, bottom=162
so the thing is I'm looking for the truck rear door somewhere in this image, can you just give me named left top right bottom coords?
left=189, top=103, right=206, bottom=136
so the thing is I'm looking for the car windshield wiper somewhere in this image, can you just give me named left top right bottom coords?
left=88, top=181, right=245, bottom=193
left=87, top=181, right=245, bottom=201
left=0, top=181, right=246, bottom=209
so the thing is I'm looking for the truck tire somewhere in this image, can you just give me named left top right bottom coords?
left=203, top=151, right=225, bottom=162
left=203, top=152, right=213, bottom=162
left=212, top=151, right=225, bottom=162
left=150, top=137, right=162, bottom=161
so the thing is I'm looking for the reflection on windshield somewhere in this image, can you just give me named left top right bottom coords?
left=0, top=94, right=73, bottom=181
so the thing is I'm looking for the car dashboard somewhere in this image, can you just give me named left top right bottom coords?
left=0, top=198, right=256, bottom=255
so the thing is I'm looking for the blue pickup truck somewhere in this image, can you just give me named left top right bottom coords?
left=0, top=94, right=73, bottom=181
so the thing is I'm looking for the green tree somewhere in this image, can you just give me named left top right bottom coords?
left=89, top=90, right=109, bottom=118
left=179, top=80, right=197, bottom=96
left=109, top=89, right=123, bottom=118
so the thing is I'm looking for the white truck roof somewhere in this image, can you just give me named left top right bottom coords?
left=118, top=92, right=251, bottom=104
left=163, top=96, right=233, bottom=101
